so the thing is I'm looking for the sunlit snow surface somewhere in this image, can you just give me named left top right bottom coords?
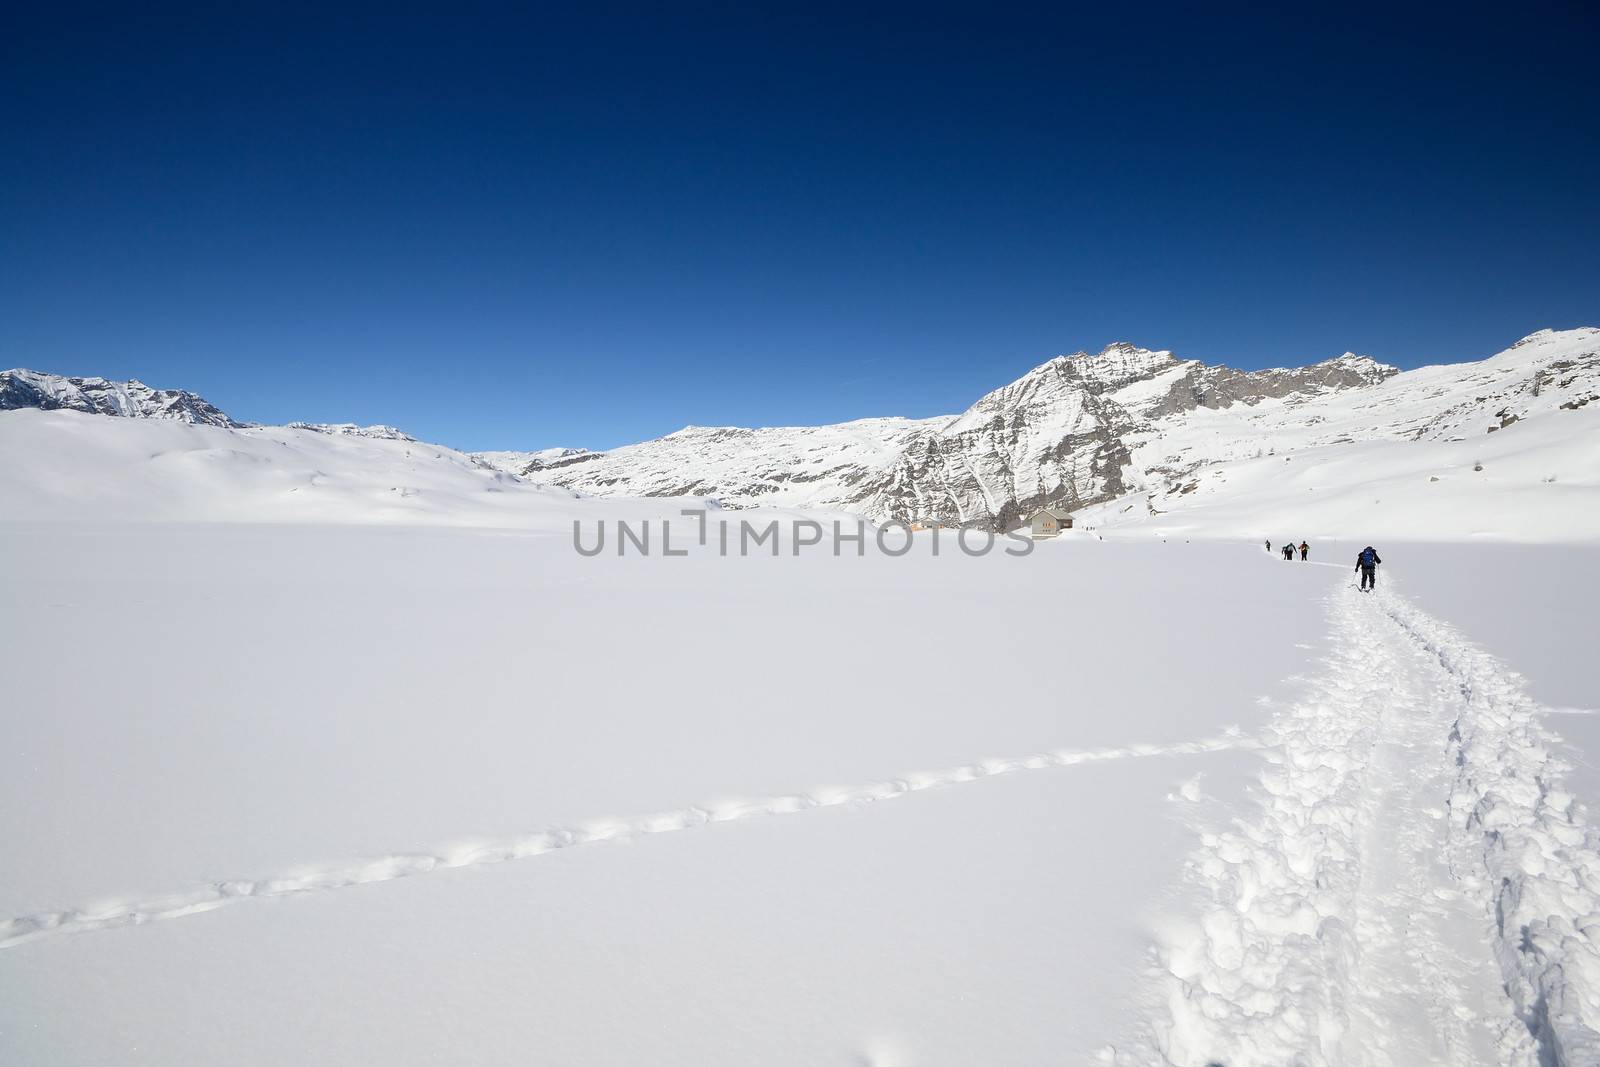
left=0, top=520, right=1304, bottom=1063
left=2, top=407, right=1600, bottom=1065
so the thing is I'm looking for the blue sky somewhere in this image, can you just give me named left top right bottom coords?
left=4, top=4, right=1597, bottom=450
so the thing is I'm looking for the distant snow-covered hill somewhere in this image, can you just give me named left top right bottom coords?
left=0, top=407, right=603, bottom=526
left=286, top=421, right=420, bottom=442
left=473, top=446, right=594, bottom=474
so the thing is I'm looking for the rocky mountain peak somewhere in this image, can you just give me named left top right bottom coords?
left=503, top=330, right=1596, bottom=530
left=0, top=368, right=242, bottom=428
left=950, top=343, right=1178, bottom=432
left=1053, top=343, right=1179, bottom=385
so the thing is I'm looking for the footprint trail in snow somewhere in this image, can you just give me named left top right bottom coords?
left=1136, top=581, right=1600, bottom=1067
left=0, top=731, right=1257, bottom=950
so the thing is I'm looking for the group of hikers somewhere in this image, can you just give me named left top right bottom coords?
left=1264, top=540, right=1384, bottom=591
left=1268, top=539, right=1311, bottom=561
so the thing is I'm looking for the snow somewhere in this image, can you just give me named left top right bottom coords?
left=505, top=329, right=1599, bottom=536
left=0, top=408, right=631, bottom=527
left=4, top=390, right=1600, bottom=1064
left=1107, top=407, right=1600, bottom=542
left=472, top=445, right=594, bottom=474
left=1105, top=359, right=1202, bottom=413
left=0, top=519, right=1326, bottom=1064
left=1380, top=545, right=1600, bottom=711
left=519, top=414, right=947, bottom=510
left=0, top=367, right=240, bottom=427
left=11, top=328, right=1595, bottom=537
left=284, top=421, right=418, bottom=441
left=1145, top=585, right=1539, bottom=1063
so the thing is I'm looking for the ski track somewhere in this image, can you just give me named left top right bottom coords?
left=0, top=731, right=1258, bottom=951
left=1137, top=574, right=1600, bottom=1067
left=1383, top=593, right=1600, bottom=1065
left=14, top=562, right=1600, bottom=1067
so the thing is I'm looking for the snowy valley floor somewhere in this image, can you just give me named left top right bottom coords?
left=1, top=525, right=1597, bottom=1065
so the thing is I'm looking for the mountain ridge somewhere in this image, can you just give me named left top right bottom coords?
left=6, top=329, right=1597, bottom=530
left=0, top=368, right=242, bottom=428
left=0, top=369, right=427, bottom=443
left=477, top=330, right=1597, bottom=529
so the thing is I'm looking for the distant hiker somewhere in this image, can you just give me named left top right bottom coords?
left=1355, top=546, right=1382, bottom=591
left=1282, top=543, right=1294, bottom=560
left=1266, top=540, right=1272, bottom=553
left=1299, top=541, right=1309, bottom=561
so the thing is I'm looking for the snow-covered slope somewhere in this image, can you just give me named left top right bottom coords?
left=0, top=367, right=241, bottom=427
left=1111, top=328, right=1600, bottom=542
left=503, top=329, right=1600, bottom=533
left=0, top=408, right=617, bottom=527
left=1126, top=328, right=1600, bottom=481
left=5, top=524, right=1599, bottom=1065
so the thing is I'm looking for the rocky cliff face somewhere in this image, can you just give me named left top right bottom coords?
left=501, top=330, right=1600, bottom=530
left=502, top=342, right=1415, bottom=528
left=1140, top=353, right=1397, bottom=418
left=0, top=368, right=241, bottom=427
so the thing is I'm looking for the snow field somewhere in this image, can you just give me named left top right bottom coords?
left=1383, top=595, right=1600, bottom=1064
left=0, top=524, right=1321, bottom=1064
left=4, top=401, right=1599, bottom=1063
left=1, top=730, right=1260, bottom=951
left=1131, top=565, right=1600, bottom=1066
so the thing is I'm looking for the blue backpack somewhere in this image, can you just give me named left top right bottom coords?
left=1359, top=548, right=1376, bottom=567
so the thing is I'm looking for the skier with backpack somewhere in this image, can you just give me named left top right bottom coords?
left=1299, top=541, right=1309, bottom=561
left=1355, top=546, right=1382, bottom=590
left=1282, top=542, right=1294, bottom=560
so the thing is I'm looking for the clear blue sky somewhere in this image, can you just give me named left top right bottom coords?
left=4, top=4, right=1597, bottom=450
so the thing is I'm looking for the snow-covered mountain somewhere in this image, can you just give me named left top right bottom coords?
left=0, top=369, right=434, bottom=445
left=7, top=329, right=1596, bottom=537
left=498, top=329, right=1599, bottom=529
left=0, top=367, right=241, bottom=427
